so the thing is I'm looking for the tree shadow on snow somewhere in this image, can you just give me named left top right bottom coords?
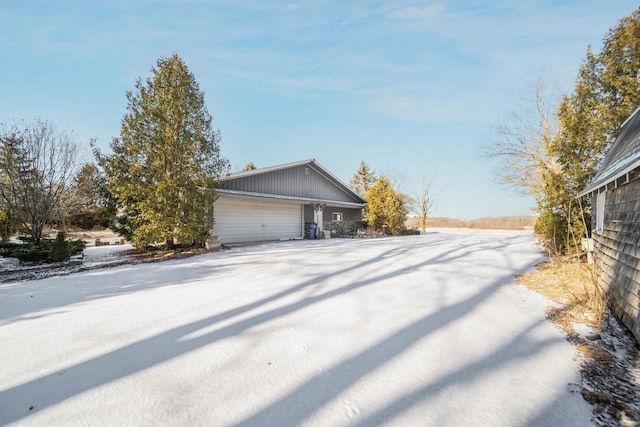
left=0, top=233, right=547, bottom=425
left=0, top=255, right=224, bottom=324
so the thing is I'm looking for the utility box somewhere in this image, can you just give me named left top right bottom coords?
left=581, top=238, right=594, bottom=264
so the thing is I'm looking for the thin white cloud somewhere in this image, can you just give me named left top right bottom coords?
left=388, top=4, right=444, bottom=21
left=373, top=95, right=424, bottom=121
left=2, top=0, right=636, bottom=128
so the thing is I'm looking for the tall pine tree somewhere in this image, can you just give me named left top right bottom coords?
left=557, top=8, right=640, bottom=188
left=100, top=54, right=229, bottom=249
left=349, top=161, right=376, bottom=196
left=544, top=7, right=640, bottom=249
left=489, top=8, right=640, bottom=252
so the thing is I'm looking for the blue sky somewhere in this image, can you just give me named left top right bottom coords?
left=1, top=1, right=637, bottom=219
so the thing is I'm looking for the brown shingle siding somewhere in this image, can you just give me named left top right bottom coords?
left=593, top=178, right=640, bottom=342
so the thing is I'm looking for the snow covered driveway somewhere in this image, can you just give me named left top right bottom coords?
left=0, top=230, right=593, bottom=426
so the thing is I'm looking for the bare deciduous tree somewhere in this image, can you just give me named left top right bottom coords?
left=416, top=174, right=441, bottom=232
left=381, top=168, right=416, bottom=211
left=0, top=119, right=79, bottom=244
left=53, top=159, right=113, bottom=231
left=483, top=77, right=562, bottom=197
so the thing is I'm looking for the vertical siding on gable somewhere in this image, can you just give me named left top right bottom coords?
left=592, top=178, right=640, bottom=342
left=219, top=165, right=359, bottom=203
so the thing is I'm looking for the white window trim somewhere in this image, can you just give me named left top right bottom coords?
left=595, top=191, right=605, bottom=235
left=332, top=212, right=343, bottom=221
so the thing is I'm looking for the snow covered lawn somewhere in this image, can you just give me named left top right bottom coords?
left=0, top=230, right=593, bottom=426
left=82, top=243, right=134, bottom=267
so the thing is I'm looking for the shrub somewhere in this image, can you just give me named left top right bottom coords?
left=49, top=231, right=71, bottom=262
left=69, top=208, right=113, bottom=230
left=10, top=245, right=50, bottom=262
left=69, top=239, right=86, bottom=254
left=534, top=211, right=573, bottom=255
left=0, top=242, right=22, bottom=251
left=0, top=233, right=85, bottom=263
left=400, top=227, right=421, bottom=235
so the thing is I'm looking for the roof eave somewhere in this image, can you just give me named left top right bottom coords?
left=219, top=159, right=316, bottom=181
left=577, top=158, right=640, bottom=198
left=216, top=189, right=366, bottom=208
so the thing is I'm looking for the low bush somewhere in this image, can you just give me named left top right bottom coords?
left=0, top=242, right=23, bottom=250
left=0, top=233, right=86, bottom=263
left=68, top=239, right=86, bottom=254
left=9, top=245, right=50, bottom=262
left=400, top=227, right=421, bottom=235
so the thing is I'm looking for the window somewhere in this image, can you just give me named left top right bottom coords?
left=332, top=212, right=343, bottom=221
left=595, top=191, right=606, bottom=234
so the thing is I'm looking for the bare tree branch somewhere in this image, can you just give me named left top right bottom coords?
left=483, top=77, right=563, bottom=197
left=0, top=119, right=79, bottom=243
left=416, top=173, right=442, bottom=232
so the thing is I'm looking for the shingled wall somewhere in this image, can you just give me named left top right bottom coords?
left=593, top=178, right=640, bottom=342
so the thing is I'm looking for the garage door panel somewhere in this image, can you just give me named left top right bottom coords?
left=213, top=198, right=302, bottom=244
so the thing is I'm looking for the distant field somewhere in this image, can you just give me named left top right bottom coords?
left=406, top=215, right=536, bottom=230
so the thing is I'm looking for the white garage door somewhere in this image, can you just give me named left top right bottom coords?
left=213, top=197, right=303, bottom=244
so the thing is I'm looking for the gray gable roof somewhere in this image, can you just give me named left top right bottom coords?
left=579, top=106, right=640, bottom=197
left=217, top=159, right=366, bottom=207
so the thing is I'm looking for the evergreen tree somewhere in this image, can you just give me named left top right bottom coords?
left=49, top=231, right=71, bottom=262
left=546, top=7, right=640, bottom=250
left=556, top=9, right=640, bottom=189
left=488, top=8, right=640, bottom=253
left=364, top=176, right=408, bottom=235
left=350, top=161, right=376, bottom=196
left=63, top=162, right=116, bottom=229
left=99, top=54, right=229, bottom=249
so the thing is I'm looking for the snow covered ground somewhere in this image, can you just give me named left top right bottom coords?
left=0, top=243, right=134, bottom=283
left=0, top=230, right=594, bottom=426
left=82, top=243, right=134, bottom=267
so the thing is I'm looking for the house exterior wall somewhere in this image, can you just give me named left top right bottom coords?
left=322, top=207, right=363, bottom=237
left=219, top=165, right=359, bottom=204
left=592, top=178, right=640, bottom=342
left=302, top=205, right=363, bottom=237
left=303, top=206, right=361, bottom=223
left=304, top=205, right=314, bottom=223
left=323, top=207, right=362, bottom=222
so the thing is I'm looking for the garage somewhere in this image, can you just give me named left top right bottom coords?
left=211, top=159, right=366, bottom=247
left=213, top=197, right=303, bottom=244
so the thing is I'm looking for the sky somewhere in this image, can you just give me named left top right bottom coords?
left=0, top=1, right=637, bottom=219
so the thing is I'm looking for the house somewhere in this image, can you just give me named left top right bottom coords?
left=210, top=159, right=366, bottom=245
left=578, top=106, right=640, bottom=342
